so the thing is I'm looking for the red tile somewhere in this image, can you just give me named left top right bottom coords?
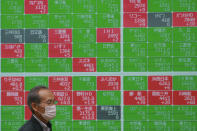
left=173, top=12, right=197, bottom=27
left=25, top=91, right=29, bottom=105
left=1, top=77, right=24, bottom=91
left=49, top=44, right=72, bottom=57
left=124, top=13, right=147, bottom=27
left=97, top=76, right=121, bottom=90
left=49, top=29, right=72, bottom=44
left=173, top=91, right=197, bottom=105
left=124, top=91, right=147, bottom=105
left=73, top=58, right=96, bottom=72
left=49, top=76, right=72, bottom=91
left=148, top=91, right=172, bottom=105
left=124, top=0, right=147, bottom=12
left=25, top=106, right=32, bottom=120
left=1, top=44, right=24, bottom=58
left=73, top=91, right=96, bottom=105
left=1, top=91, right=24, bottom=105
left=25, top=0, right=48, bottom=14
left=73, top=106, right=96, bottom=120
left=148, top=76, right=172, bottom=90
left=52, top=91, right=72, bottom=105
left=97, top=28, right=120, bottom=43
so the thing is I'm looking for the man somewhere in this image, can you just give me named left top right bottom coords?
left=19, top=86, right=57, bottom=131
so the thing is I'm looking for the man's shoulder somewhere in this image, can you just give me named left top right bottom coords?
left=18, top=116, right=42, bottom=131
left=18, top=120, right=36, bottom=131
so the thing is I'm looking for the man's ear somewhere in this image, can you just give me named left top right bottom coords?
left=32, top=103, right=39, bottom=112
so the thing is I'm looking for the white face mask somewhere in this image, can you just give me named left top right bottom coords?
left=40, top=105, right=56, bottom=121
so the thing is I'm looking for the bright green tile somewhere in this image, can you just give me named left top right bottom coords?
left=1, top=58, right=24, bottom=72
left=73, top=43, right=96, bottom=57
left=97, top=58, right=120, bottom=72
left=124, top=28, right=147, bottom=42
left=148, top=57, right=172, bottom=72
left=48, top=0, right=72, bottom=13
left=25, top=58, right=48, bottom=72
left=25, top=76, right=48, bottom=91
left=97, top=43, right=120, bottom=57
left=123, top=76, right=147, bottom=90
left=49, top=58, right=72, bottom=72
left=124, top=43, right=147, bottom=57
left=73, top=76, right=96, bottom=91
left=49, top=14, right=73, bottom=28
left=124, top=57, right=147, bottom=72
left=97, top=91, right=121, bottom=105
left=1, top=15, right=24, bottom=29
left=25, top=14, right=48, bottom=28
left=25, top=44, right=48, bottom=58
left=97, top=13, right=120, bottom=27
left=173, top=76, right=197, bottom=90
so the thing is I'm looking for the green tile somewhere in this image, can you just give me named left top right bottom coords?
left=148, top=106, right=172, bottom=121
left=173, top=42, right=197, bottom=57
left=173, top=57, right=197, bottom=71
left=48, top=0, right=72, bottom=13
left=97, top=58, right=120, bottom=72
left=123, top=76, right=147, bottom=90
left=124, top=28, right=147, bottom=42
left=97, top=91, right=121, bottom=105
left=53, top=106, right=72, bottom=121
left=148, top=121, right=173, bottom=131
left=124, top=121, right=148, bottom=131
left=97, top=43, right=120, bottom=58
left=73, top=76, right=96, bottom=91
left=25, top=44, right=48, bottom=58
left=73, top=14, right=96, bottom=28
left=123, top=57, right=147, bottom=72
left=124, top=106, right=147, bottom=121
left=173, top=76, right=197, bottom=90
left=148, top=28, right=172, bottom=42
left=73, top=0, right=96, bottom=13
left=124, top=43, right=147, bottom=57
left=173, top=106, right=197, bottom=121
left=148, top=57, right=172, bottom=72
left=25, top=14, right=48, bottom=28
left=148, top=42, right=172, bottom=57
left=1, top=121, right=25, bottom=131
left=97, top=13, right=120, bottom=28
left=25, top=58, right=48, bottom=72
left=1, top=0, right=24, bottom=14
left=52, top=121, right=72, bottom=131
left=73, top=43, right=96, bottom=57
left=1, top=58, right=24, bottom=72
left=1, top=106, right=24, bottom=121
left=73, top=29, right=96, bottom=43
left=73, top=121, right=96, bottom=131
left=49, top=58, right=72, bottom=72
left=25, top=76, right=48, bottom=91
left=97, top=121, right=121, bottom=131
left=173, top=27, right=197, bottom=42
left=173, top=121, right=197, bottom=131
left=173, top=0, right=197, bottom=11
left=148, top=0, right=172, bottom=12
left=49, top=14, right=73, bottom=28
left=1, top=15, right=24, bottom=29
left=97, top=0, right=120, bottom=13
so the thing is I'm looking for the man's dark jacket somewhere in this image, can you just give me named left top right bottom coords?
left=18, top=115, right=52, bottom=131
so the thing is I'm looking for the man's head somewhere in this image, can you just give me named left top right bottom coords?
left=27, top=86, right=56, bottom=121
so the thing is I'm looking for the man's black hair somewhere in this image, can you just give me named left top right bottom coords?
left=27, top=86, right=48, bottom=113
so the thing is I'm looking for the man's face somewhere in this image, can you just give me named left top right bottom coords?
left=33, top=89, right=55, bottom=114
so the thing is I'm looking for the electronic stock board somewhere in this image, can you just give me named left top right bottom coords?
left=0, top=0, right=197, bottom=131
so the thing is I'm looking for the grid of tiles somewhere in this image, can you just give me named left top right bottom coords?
left=0, top=0, right=197, bottom=131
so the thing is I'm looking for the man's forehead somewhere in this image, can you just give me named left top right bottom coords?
left=38, top=89, right=54, bottom=100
